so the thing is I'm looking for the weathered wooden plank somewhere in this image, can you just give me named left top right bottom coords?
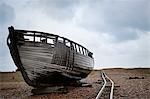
left=20, top=36, right=93, bottom=79
left=20, top=51, right=53, bottom=57
left=75, top=53, right=92, bottom=60
left=19, top=43, right=91, bottom=73
left=20, top=57, right=86, bottom=81
left=20, top=53, right=53, bottom=63
left=19, top=46, right=53, bottom=53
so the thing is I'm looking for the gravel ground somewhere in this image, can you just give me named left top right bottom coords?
left=104, top=68, right=150, bottom=99
left=0, top=68, right=150, bottom=99
left=0, top=71, right=102, bottom=99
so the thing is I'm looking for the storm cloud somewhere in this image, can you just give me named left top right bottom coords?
left=73, top=0, right=150, bottom=42
left=36, top=0, right=79, bottom=20
left=33, top=0, right=150, bottom=42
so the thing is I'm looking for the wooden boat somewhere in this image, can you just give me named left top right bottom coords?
left=7, top=26, right=94, bottom=87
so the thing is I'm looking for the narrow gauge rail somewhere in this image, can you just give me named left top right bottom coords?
left=96, top=71, right=114, bottom=99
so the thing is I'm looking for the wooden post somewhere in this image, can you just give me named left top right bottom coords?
left=40, top=33, right=42, bottom=42
left=82, top=47, right=85, bottom=55
left=46, top=34, right=47, bottom=43
left=63, top=38, right=65, bottom=45
left=74, top=44, right=77, bottom=52
left=33, top=32, right=35, bottom=42
left=70, top=42, right=73, bottom=50
left=78, top=45, right=81, bottom=53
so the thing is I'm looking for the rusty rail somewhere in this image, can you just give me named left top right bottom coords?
left=96, top=71, right=114, bottom=99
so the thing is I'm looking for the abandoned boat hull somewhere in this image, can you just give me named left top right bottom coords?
left=7, top=26, right=94, bottom=87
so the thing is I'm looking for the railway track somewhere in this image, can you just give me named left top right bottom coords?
left=96, top=71, right=114, bottom=99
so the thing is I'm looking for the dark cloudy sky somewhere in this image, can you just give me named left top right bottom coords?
left=0, top=0, right=150, bottom=71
